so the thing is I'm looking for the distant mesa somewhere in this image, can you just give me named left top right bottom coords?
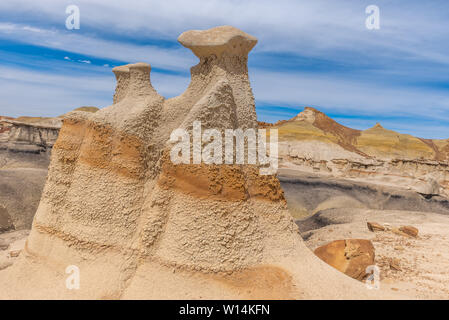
left=268, top=107, right=449, bottom=197
left=0, top=106, right=100, bottom=231
left=0, top=106, right=100, bottom=154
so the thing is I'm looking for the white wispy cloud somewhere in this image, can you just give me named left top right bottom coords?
left=0, top=22, right=195, bottom=71
left=1, top=1, right=448, bottom=65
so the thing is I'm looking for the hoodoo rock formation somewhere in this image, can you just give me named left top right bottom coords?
left=0, top=26, right=387, bottom=299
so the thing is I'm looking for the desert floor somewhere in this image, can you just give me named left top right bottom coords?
left=279, top=168, right=449, bottom=299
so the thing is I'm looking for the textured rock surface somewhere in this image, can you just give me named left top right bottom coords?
left=314, top=239, right=375, bottom=281
left=0, top=26, right=388, bottom=300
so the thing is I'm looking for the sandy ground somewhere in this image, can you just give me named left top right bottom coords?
left=299, top=208, right=449, bottom=299
left=0, top=230, right=28, bottom=271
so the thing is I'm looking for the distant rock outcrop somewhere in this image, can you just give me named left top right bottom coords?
left=0, top=26, right=382, bottom=300
left=0, top=106, right=99, bottom=158
left=270, top=107, right=449, bottom=197
left=0, top=108, right=98, bottom=231
left=0, top=117, right=61, bottom=231
left=1, top=118, right=61, bottom=154
left=0, top=115, right=63, bottom=167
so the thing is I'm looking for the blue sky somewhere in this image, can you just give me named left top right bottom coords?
left=0, top=1, right=449, bottom=138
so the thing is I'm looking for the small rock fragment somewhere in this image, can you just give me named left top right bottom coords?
left=314, top=239, right=375, bottom=281
left=367, top=222, right=385, bottom=232
left=391, top=228, right=411, bottom=238
left=389, top=258, right=401, bottom=271
left=399, top=226, right=418, bottom=238
left=0, top=239, right=9, bottom=251
left=9, top=250, right=21, bottom=258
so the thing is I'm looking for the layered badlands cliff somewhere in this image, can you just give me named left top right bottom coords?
left=0, top=116, right=61, bottom=232
left=0, top=108, right=98, bottom=231
left=0, top=26, right=390, bottom=299
left=262, top=107, right=449, bottom=197
left=0, top=107, right=98, bottom=162
left=0, top=117, right=61, bottom=155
